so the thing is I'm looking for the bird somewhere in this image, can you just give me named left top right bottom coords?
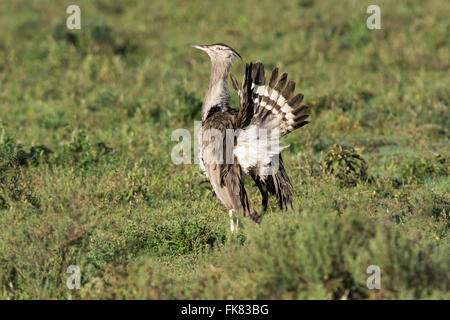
left=193, top=43, right=310, bottom=232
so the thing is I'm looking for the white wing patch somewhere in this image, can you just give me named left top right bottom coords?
left=234, top=125, right=288, bottom=176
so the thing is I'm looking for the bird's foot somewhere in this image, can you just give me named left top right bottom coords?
left=250, top=213, right=262, bottom=224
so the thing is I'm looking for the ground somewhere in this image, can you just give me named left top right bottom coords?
left=0, top=0, right=448, bottom=299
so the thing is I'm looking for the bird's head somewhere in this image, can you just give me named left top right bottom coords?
left=192, top=43, right=241, bottom=65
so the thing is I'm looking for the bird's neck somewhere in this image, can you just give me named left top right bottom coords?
left=202, top=60, right=232, bottom=121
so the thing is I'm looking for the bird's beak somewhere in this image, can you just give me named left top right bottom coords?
left=192, top=44, right=208, bottom=52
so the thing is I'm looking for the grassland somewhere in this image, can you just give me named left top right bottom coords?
left=0, top=0, right=448, bottom=299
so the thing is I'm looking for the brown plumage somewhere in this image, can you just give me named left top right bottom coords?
left=193, top=43, right=310, bottom=232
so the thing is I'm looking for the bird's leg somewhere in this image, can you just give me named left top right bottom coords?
left=251, top=173, right=268, bottom=212
left=229, top=210, right=240, bottom=233
left=229, top=209, right=235, bottom=233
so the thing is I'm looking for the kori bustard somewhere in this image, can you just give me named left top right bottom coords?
left=193, top=43, right=310, bottom=232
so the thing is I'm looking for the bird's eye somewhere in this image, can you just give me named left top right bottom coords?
left=216, top=47, right=222, bottom=51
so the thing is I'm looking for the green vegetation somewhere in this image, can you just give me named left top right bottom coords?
left=0, top=0, right=448, bottom=299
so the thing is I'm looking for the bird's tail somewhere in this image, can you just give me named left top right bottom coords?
left=230, top=62, right=310, bottom=176
left=248, top=63, right=310, bottom=136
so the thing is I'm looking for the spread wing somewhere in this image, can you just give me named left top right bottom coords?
left=230, top=62, right=310, bottom=136
left=231, top=62, right=256, bottom=129
left=230, top=62, right=311, bottom=210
